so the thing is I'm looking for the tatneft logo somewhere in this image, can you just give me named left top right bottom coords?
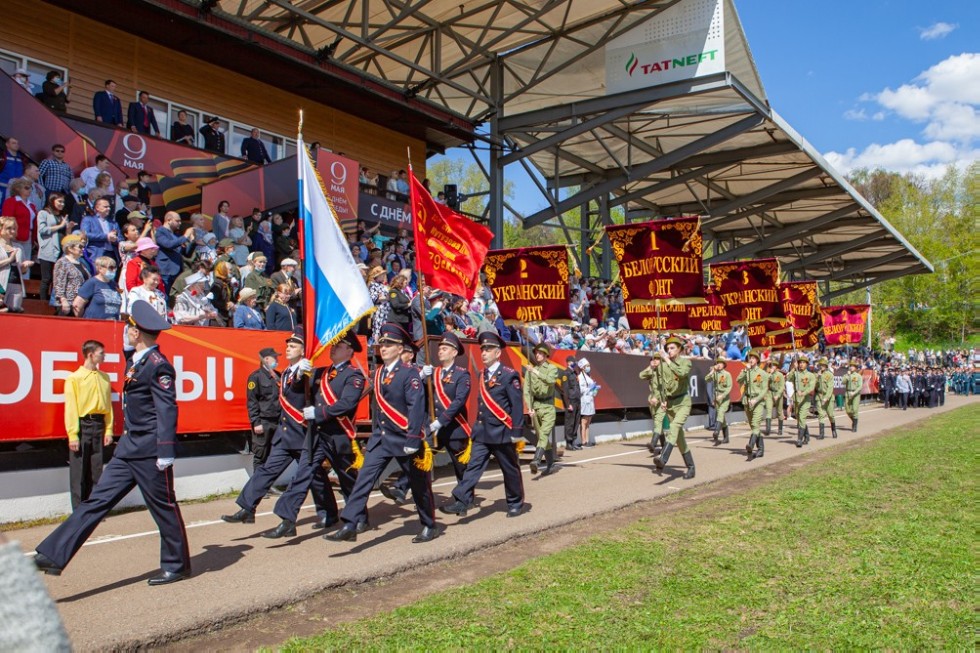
left=625, top=49, right=720, bottom=76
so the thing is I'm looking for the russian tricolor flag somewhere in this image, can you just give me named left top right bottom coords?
left=297, top=138, right=374, bottom=360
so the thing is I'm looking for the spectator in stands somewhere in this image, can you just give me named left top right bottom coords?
left=243, top=254, right=275, bottom=309
left=170, top=109, right=194, bottom=145
left=135, top=170, right=152, bottom=207
left=386, top=170, right=400, bottom=200
left=114, top=194, right=140, bottom=229
left=210, top=261, right=236, bottom=326
left=241, top=128, right=271, bottom=165
left=435, top=191, right=446, bottom=205
left=127, top=266, right=168, bottom=320
left=80, top=197, right=118, bottom=262
left=272, top=213, right=296, bottom=262
left=188, top=213, right=212, bottom=258
left=386, top=272, right=412, bottom=329
left=0, top=216, right=34, bottom=312
left=173, top=271, right=218, bottom=326
left=170, top=259, right=212, bottom=304
left=36, top=192, right=72, bottom=301
left=359, top=167, right=377, bottom=194
left=126, top=91, right=160, bottom=136
left=212, top=200, right=231, bottom=243
left=395, top=170, right=409, bottom=198
left=24, top=163, right=46, bottom=210
left=1, top=177, right=37, bottom=271
left=228, top=216, right=251, bottom=266
left=125, top=237, right=160, bottom=291
left=0, top=137, right=27, bottom=204
left=214, top=238, right=241, bottom=281
left=92, top=79, right=123, bottom=125
left=65, top=177, right=86, bottom=222
left=39, top=71, right=70, bottom=113
left=117, top=220, right=146, bottom=273
left=38, top=144, right=73, bottom=195
left=80, top=155, right=111, bottom=194
left=52, top=234, right=91, bottom=316
left=200, top=116, right=225, bottom=153
left=11, top=68, right=32, bottom=93
left=270, top=257, right=298, bottom=293
left=265, top=282, right=297, bottom=331
left=93, top=171, right=115, bottom=202
left=367, top=265, right=389, bottom=343
left=74, top=256, right=121, bottom=320
left=155, top=211, right=195, bottom=293
left=252, top=218, right=275, bottom=262
left=233, top=287, right=264, bottom=329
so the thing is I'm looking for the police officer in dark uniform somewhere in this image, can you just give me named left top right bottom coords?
left=34, top=301, right=191, bottom=585
left=379, top=340, right=423, bottom=504
left=560, top=357, right=582, bottom=450
left=440, top=331, right=526, bottom=518
left=420, top=332, right=472, bottom=482
left=880, top=365, right=894, bottom=408
left=221, top=331, right=332, bottom=529
left=245, top=347, right=282, bottom=464
left=325, top=323, right=438, bottom=543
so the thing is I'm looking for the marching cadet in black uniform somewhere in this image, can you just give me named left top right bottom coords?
left=221, top=332, right=333, bottom=530
left=440, top=331, right=526, bottom=518
left=245, top=347, right=282, bottom=464
left=325, top=323, right=438, bottom=543
left=379, top=342, right=422, bottom=504
left=420, top=332, right=473, bottom=483
left=34, top=301, right=191, bottom=585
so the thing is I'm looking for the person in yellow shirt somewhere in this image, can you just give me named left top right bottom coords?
left=63, top=340, right=114, bottom=510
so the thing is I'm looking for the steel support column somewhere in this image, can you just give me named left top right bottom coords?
left=488, top=56, right=504, bottom=249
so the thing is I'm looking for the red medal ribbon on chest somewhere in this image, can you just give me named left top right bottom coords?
left=374, top=366, right=409, bottom=430
left=279, top=369, right=307, bottom=426
left=434, top=368, right=472, bottom=436
left=480, top=372, right=512, bottom=428
left=319, top=365, right=357, bottom=439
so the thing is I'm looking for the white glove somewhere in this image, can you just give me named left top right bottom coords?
left=297, top=358, right=313, bottom=374
left=429, top=419, right=442, bottom=433
left=156, top=457, right=174, bottom=471
left=420, top=364, right=434, bottom=378
left=302, top=406, right=316, bottom=420
left=403, top=445, right=420, bottom=455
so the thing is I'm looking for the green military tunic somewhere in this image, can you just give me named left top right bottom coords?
left=658, top=355, right=692, bottom=453
left=845, top=370, right=863, bottom=419
left=640, top=364, right=669, bottom=434
left=815, top=369, right=837, bottom=426
left=766, top=369, right=786, bottom=420
left=786, top=368, right=816, bottom=425
left=737, top=366, right=769, bottom=437
left=523, top=361, right=558, bottom=451
left=704, top=368, right=732, bottom=427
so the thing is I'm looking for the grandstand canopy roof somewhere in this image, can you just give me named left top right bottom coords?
left=97, top=0, right=930, bottom=292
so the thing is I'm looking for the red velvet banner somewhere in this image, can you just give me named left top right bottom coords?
left=484, top=245, right=570, bottom=325
left=794, top=314, right=822, bottom=350
left=821, top=304, right=870, bottom=345
left=748, top=318, right=794, bottom=350
left=605, top=216, right=704, bottom=305
left=624, top=300, right=689, bottom=332
left=709, top=258, right=783, bottom=324
left=779, top=281, right=820, bottom=331
left=686, top=284, right=731, bottom=334
left=409, top=166, right=493, bottom=301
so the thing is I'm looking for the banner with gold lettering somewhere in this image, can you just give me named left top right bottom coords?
left=779, top=281, right=820, bottom=331
left=605, top=217, right=704, bottom=305
left=484, top=245, right=570, bottom=325
left=624, top=301, right=689, bottom=333
left=709, top=258, right=783, bottom=324
left=794, top=315, right=822, bottom=350
left=686, top=284, right=731, bottom=334
left=820, top=305, right=870, bottom=346
left=748, top=318, right=794, bottom=350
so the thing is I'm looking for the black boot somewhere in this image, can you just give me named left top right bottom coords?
left=746, top=434, right=756, bottom=458
left=540, top=448, right=556, bottom=476
left=647, top=433, right=659, bottom=453
left=711, top=429, right=720, bottom=444
left=221, top=508, right=255, bottom=524
left=803, top=426, right=811, bottom=445
left=654, top=442, right=673, bottom=470
left=756, top=434, right=765, bottom=458
left=831, top=423, right=838, bottom=439
left=765, top=419, right=771, bottom=436
left=796, top=424, right=804, bottom=448
left=682, top=451, right=695, bottom=479
left=721, top=425, right=730, bottom=444
left=529, top=447, right=544, bottom=474
left=777, top=419, right=783, bottom=436
left=853, top=417, right=858, bottom=433
left=818, top=423, right=825, bottom=440
left=261, top=519, right=297, bottom=539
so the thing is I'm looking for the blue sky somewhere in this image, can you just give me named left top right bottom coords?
left=434, top=0, right=978, bottom=218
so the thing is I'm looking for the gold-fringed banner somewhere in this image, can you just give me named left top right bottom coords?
left=484, top=245, right=570, bottom=325
left=820, top=305, right=870, bottom=345
left=709, top=258, right=783, bottom=325
left=779, top=281, right=820, bottom=331
left=686, top=284, right=731, bottom=334
left=624, top=301, right=689, bottom=333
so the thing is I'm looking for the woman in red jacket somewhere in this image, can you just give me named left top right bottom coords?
left=1, top=177, right=36, bottom=268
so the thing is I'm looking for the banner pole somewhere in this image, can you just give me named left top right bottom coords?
left=406, top=149, right=436, bottom=422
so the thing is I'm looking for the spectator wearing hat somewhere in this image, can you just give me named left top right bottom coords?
left=704, top=357, right=732, bottom=445
left=125, top=237, right=162, bottom=292
left=524, top=342, right=559, bottom=475
left=114, top=194, right=142, bottom=230
left=127, top=265, right=168, bottom=320
left=91, top=79, right=123, bottom=126
left=11, top=67, right=32, bottom=93
left=34, top=301, right=191, bottom=586
left=653, top=336, right=696, bottom=480
left=440, top=330, right=525, bottom=519
left=173, top=271, right=217, bottom=326
left=199, top=116, right=225, bottom=153
left=270, top=257, right=299, bottom=292
left=51, top=234, right=91, bottom=316
left=243, top=253, right=275, bottom=309
left=126, top=91, right=160, bottom=136
left=266, top=283, right=297, bottom=331
left=155, top=211, right=195, bottom=293
left=233, top=287, right=265, bottom=329
left=577, top=357, right=599, bottom=447
left=244, top=346, right=282, bottom=464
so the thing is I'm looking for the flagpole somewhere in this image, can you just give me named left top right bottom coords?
left=407, top=147, right=436, bottom=423
left=296, top=110, right=318, bottom=462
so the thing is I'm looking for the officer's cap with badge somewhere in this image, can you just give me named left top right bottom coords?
left=477, top=330, right=507, bottom=350
left=336, top=328, right=363, bottom=353
left=377, top=322, right=412, bottom=347
left=438, top=331, right=464, bottom=356
left=286, top=330, right=304, bottom=347
left=259, top=347, right=281, bottom=359
left=128, top=300, right=171, bottom=335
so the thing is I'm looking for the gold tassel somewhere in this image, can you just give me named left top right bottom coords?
left=347, top=438, right=364, bottom=472
left=413, top=440, right=434, bottom=472
left=457, top=438, right=473, bottom=465
left=515, top=440, right=526, bottom=454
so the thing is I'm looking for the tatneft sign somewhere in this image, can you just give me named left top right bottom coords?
left=605, top=0, right=725, bottom=94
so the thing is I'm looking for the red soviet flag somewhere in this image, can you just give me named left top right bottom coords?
left=409, top=166, right=493, bottom=301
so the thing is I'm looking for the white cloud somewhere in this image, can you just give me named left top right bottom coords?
left=843, top=108, right=868, bottom=121
left=919, top=22, right=957, bottom=40
left=824, top=139, right=978, bottom=180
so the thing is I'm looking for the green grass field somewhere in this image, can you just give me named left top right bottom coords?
left=282, top=405, right=976, bottom=650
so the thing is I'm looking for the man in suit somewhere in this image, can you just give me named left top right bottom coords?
left=92, top=79, right=123, bottom=126
left=34, top=301, right=191, bottom=586
left=324, top=323, right=438, bottom=543
left=440, top=330, right=526, bottom=518
left=127, top=91, right=160, bottom=136
left=154, top=211, right=194, bottom=293
left=420, top=332, right=472, bottom=483
left=241, top=128, right=272, bottom=165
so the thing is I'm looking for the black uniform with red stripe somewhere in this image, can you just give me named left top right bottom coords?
left=450, top=362, right=525, bottom=510
left=339, top=359, right=436, bottom=529
left=432, top=364, right=472, bottom=481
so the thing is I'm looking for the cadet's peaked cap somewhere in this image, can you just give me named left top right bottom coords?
left=286, top=330, right=305, bottom=347
left=377, top=322, right=412, bottom=346
left=817, top=356, right=829, bottom=366
left=337, top=329, right=362, bottom=353
left=848, top=358, right=860, bottom=367
left=664, top=335, right=684, bottom=348
left=438, top=332, right=464, bottom=356
left=477, top=331, right=506, bottom=349
left=797, top=357, right=810, bottom=364
left=714, top=356, right=727, bottom=364
left=259, top=347, right=281, bottom=358
left=747, top=351, right=762, bottom=361
left=128, top=300, right=171, bottom=334
left=532, top=342, right=552, bottom=357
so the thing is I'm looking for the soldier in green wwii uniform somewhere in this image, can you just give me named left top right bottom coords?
left=737, top=351, right=769, bottom=460
left=524, top=341, right=559, bottom=476
left=639, top=352, right=668, bottom=455
left=786, top=357, right=816, bottom=447
left=765, top=357, right=785, bottom=437
left=814, top=357, right=839, bottom=439
left=653, top=336, right=696, bottom=479
left=704, top=357, right=732, bottom=445
left=844, top=358, right=863, bottom=432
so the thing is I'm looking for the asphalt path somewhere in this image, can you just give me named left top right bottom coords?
left=9, top=396, right=972, bottom=651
